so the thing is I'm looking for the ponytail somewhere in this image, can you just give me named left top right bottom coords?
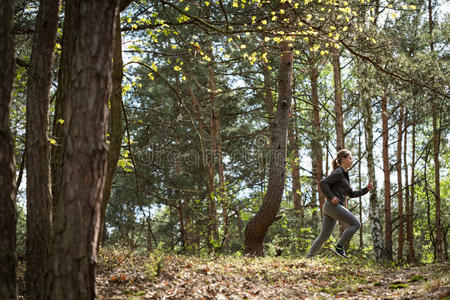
left=332, top=149, right=351, bottom=170
left=332, top=158, right=339, bottom=170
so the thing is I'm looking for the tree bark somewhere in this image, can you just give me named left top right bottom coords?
left=407, top=114, right=416, bottom=263
left=403, top=112, right=411, bottom=262
left=0, top=1, right=17, bottom=298
left=98, top=9, right=125, bottom=250
left=381, top=86, right=392, bottom=260
left=361, top=81, right=386, bottom=261
left=25, top=0, right=60, bottom=298
left=397, top=104, right=404, bottom=261
left=51, top=0, right=77, bottom=215
left=428, top=0, right=444, bottom=262
left=47, top=1, right=119, bottom=299
left=358, top=122, right=363, bottom=249
left=332, top=48, right=344, bottom=152
left=244, top=40, right=293, bottom=256
left=288, top=99, right=301, bottom=211
left=205, top=45, right=219, bottom=248
left=309, top=57, right=325, bottom=214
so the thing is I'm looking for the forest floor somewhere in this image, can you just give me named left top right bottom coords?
left=95, top=249, right=450, bottom=299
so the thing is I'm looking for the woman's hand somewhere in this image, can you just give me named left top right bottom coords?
left=331, top=197, right=340, bottom=205
left=367, top=182, right=374, bottom=191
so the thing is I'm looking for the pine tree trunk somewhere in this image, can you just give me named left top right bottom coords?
left=403, top=113, right=411, bottom=262
left=428, top=0, right=444, bottom=262
left=332, top=48, right=344, bottom=151
left=47, top=1, right=119, bottom=299
left=362, top=91, right=386, bottom=261
left=407, top=115, right=416, bottom=263
left=397, top=105, right=404, bottom=261
left=25, top=1, right=60, bottom=297
left=309, top=58, right=325, bottom=214
left=244, top=40, right=293, bottom=256
left=0, top=1, right=17, bottom=298
left=98, top=10, right=125, bottom=249
left=288, top=99, right=301, bottom=211
left=432, top=101, right=444, bottom=261
left=51, top=0, right=77, bottom=215
left=381, top=87, right=392, bottom=260
left=206, top=46, right=220, bottom=248
left=358, top=123, right=363, bottom=249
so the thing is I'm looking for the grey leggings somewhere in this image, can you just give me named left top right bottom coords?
left=307, top=200, right=361, bottom=257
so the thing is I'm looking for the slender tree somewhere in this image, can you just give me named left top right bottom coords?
left=0, top=0, right=17, bottom=298
left=47, top=0, right=119, bottom=298
left=244, top=39, right=293, bottom=256
left=361, top=66, right=386, bottom=261
left=25, top=0, right=60, bottom=298
left=397, top=104, right=404, bottom=261
left=332, top=48, right=344, bottom=151
left=428, top=0, right=444, bottom=262
left=408, top=112, right=416, bottom=263
left=288, top=98, right=301, bottom=211
left=309, top=54, right=325, bottom=214
left=381, top=85, right=392, bottom=260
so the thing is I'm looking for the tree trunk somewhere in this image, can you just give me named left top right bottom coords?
left=428, top=0, right=444, bottom=262
left=288, top=99, right=301, bottom=211
left=309, top=58, right=325, bottom=214
left=432, top=100, right=444, bottom=261
left=244, top=40, right=293, bottom=256
left=332, top=48, right=344, bottom=152
left=407, top=114, right=416, bottom=263
left=358, top=122, right=363, bottom=249
left=362, top=89, right=386, bottom=261
left=25, top=0, right=60, bottom=298
left=205, top=46, right=219, bottom=248
left=397, top=104, right=404, bottom=261
left=0, top=1, right=17, bottom=298
left=98, top=9, right=125, bottom=250
left=403, top=112, right=411, bottom=262
left=51, top=0, right=77, bottom=215
left=381, top=86, right=392, bottom=260
left=47, top=1, right=119, bottom=299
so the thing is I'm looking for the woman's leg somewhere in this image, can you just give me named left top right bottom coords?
left=324, top=203, right=361, bottom=248
left=307, top=210, right=337, bottom=257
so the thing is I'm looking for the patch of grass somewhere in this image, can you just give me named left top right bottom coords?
left=409, top=274, right=424, bottom=282
left=389, top=283, right=408, bottom=289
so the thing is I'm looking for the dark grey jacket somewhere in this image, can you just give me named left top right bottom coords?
left=320, top=166, right=369, bottom=205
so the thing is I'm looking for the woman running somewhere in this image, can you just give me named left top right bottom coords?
left=307, top=149, right=373, bottom=258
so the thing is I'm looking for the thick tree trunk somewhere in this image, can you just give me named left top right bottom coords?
left=51, top=0, right=77, bottom=214
left=397, top=105, right=404, bottom=261
left=98, top=10, right=125, bottom=249
left=309, top=58, right=325, bottom=214
left=25, top=0, right=60, bottom=298
left=381, top=87, right=392, bottom=260
left=0, top=1, right=17, bottom=298
left=362, top=92, right=386, bottom=261
left=244, top=40, right=293, bottom=256
left=47, top=1, right=119, bottom=299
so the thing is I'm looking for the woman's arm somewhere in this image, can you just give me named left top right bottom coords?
left=348, top=182, right=373, bottom=198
